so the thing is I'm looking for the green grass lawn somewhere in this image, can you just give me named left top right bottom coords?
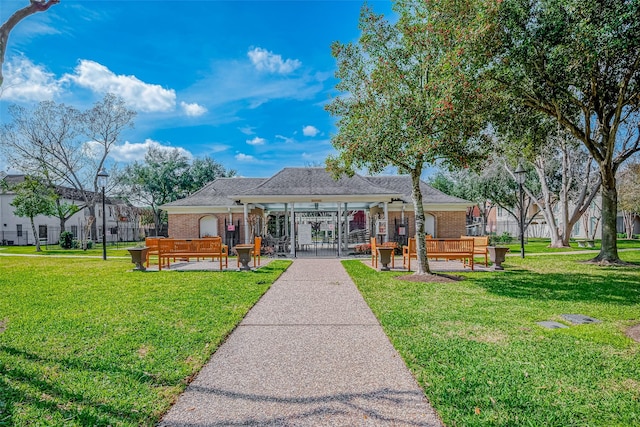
left=0, top=255, right=290, bottom=426
left=343, top=252, right=640, bottom=426
left=502, top=237, right=640, bottom=254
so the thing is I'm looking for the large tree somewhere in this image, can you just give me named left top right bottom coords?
left=494, top=115, right=602, bottom=247
left=490, top=0, right=640, bottom=263
left=117, top=147, right=234, bottom=236
left=325, top=0, right=495, bottom=274
left=0, top=94, right=135, bottom=239
left=0, top=0, right=59, bottom=88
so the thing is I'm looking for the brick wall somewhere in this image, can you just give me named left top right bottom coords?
left=387, top=210, right=466, bottom=238
left=168, top=213, right=252, bottom=243
left=168, top=214, right=207, bottom=238
left=433, top=211, right=466, bottom=238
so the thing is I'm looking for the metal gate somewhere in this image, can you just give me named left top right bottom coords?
left=294, top=211, right=340, bottom=257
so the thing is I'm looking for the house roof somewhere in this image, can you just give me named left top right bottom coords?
left=235, top=167, right=397, bottom=197
left=365, top=176, right=471, bottom=205
left=1, top=174, right=115, bottom=204
left=162, top=167, right=471, bottom=209
left=163, top=177, right=267, bottom=207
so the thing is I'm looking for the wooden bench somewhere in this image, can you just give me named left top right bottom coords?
left=403, top=237, right=475, bottom=271
left=157, top=238, right=228, bottom=271
left=145, top=237, right=164, bottom=268
left=461, top=235, right=489, bottom=267
left=427, top=238, right=475, bottom=270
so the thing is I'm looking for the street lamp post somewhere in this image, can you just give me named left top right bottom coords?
left=514, top=163, right=526, bottom=259
left=97, top=168, right=109, bottom=261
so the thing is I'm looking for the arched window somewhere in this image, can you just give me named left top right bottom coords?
left=199, top=215, right=218, bottom=237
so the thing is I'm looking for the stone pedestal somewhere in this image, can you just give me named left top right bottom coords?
left=235, top=245, right=253, bottom=271
left=488, top=246, right=509, bottom=270
left=377, top=247, right=394, bottom=271
left=127, top=247, right=149, bottom=271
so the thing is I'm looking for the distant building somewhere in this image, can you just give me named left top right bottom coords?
left=0, top=174, right=140, bottom=245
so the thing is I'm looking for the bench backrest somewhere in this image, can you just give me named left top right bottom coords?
left=426, top=238, right=474, bottom=253
left=199, top=237, right=223, bottom=253
left=462, top=236, right=489, bottom=251
left=158, top=237, right=225, bottom=254
left=254, top=236, right=262, bottom=253
left=145, top=237, right=163, bottom=252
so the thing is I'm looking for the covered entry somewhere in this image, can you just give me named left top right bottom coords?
left=163, top=167, right=473, bottom=255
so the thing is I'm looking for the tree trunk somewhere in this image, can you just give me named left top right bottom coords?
left=591, top=170, right=620, bottom=263
left=410, top=168, right=431, bottom=275
left=88, top=205, right=97, bottom=241
left=154, top=208, right=163, bottom=237
left=30, top=216, right=41, bottom=252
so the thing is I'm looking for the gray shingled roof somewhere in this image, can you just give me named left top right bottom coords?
left=163, top=177, right=267, bottom=207
left=366, top=176, right=471, bottom=204
left=162, top=168, right=471, bottom=207
left=236, top=167, right=396, bottom=197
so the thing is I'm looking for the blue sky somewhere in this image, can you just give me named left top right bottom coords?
left=1, top=0, right=395, bottom=177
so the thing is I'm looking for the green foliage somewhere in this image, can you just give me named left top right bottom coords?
left=59, top=231, right=74, bottom=249
left=85, top=240, right=94, bottom=249
left=326, top=0, right=495, bottom=176
left=344, top=251, right=640, bottom=426
left=117, top=147, right=234, bottom=234
left=326, top=0, right=497, bottom=273
left=489, top=0, right=640, bottom=262
left=9, top=177, right=57, bottom=220
left=0, top=256, right=290, bottom=426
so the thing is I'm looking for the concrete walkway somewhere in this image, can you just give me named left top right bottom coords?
left=159, top=259, right=443, bottom=426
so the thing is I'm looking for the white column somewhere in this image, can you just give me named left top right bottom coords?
left=284, top=203, right=288, bottom=237
left=289, top=202, right=295, bottom=256
left=243, top=203, right=249, bottom=244
left=344, top=203, right=349, bottom=252
left=384, top=201, right=389, bottom=243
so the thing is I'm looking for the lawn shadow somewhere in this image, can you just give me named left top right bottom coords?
left=0, top=345, right=173, bottom=425
left=472, top=269, right=640, bottom=305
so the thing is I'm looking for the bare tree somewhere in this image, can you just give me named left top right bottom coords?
left=507, top=133, right=601, bottom=248
left=0, top=0, right=60, bottom=88
left=0, top=94, right=136, bottom=239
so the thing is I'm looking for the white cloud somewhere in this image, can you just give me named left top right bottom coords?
left=0, top=56, right=62, bottom=102
left=275, top=135, right=295, bottom=144
left=246, top=136, right=266, bottom=146
left=239, top=126, right=256, bottom=135
left=65, top=60, right=176, bottom=112
left=109, top=139, right=192, bottom=162
left=235, top=153, right=258, bottom=162
left=248, top=47, right=301, bottom=74
left=302, top=125, right=319, bottom=137
left=209, top=144, right=231, bottom=153
left=180, top=101, right=207, bottom=117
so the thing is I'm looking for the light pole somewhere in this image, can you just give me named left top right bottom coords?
left=514, top=162, right=526, bottom=259
left=97, top=168, right=109, bottom=261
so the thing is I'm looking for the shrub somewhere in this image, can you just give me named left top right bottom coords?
left=86, top=240, right=94, bottom=249
left=499, top=231, right=513, bottom=244
left=59, top=231, right=74, bottom=249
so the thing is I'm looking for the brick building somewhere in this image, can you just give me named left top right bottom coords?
left=162, top=167, right=471, bottom=257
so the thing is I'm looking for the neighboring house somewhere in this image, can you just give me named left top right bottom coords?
left=0, top=174, right=139, bottom=245
left=161, top=167, right=473, bottom=257
left=490, top=199, right=604, bottom=240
